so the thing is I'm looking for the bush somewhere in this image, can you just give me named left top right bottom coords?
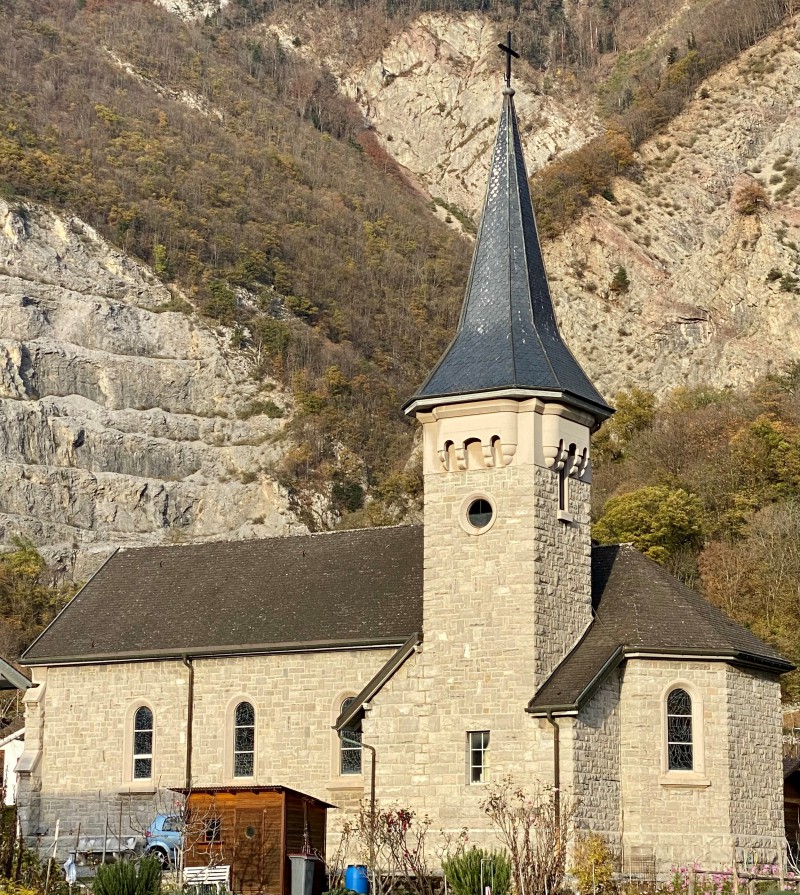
left=443, top=847, right=511, bottom=895
left=731, top=178, right=770, bottom=215
left=571, top=833, right=616, bottom=895
left=93, top=858, right=162, bottom=895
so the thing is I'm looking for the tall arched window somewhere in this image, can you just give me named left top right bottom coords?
left=340, top=698, right=362, bottom=775
left=133, top=706, right=153, bottom=780
left=666, top=688, right=693, bottom=771
left=234, top=701, right=255, bottom=777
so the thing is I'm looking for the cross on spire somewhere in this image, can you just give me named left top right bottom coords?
left=498, top=31, right=520, bottom=89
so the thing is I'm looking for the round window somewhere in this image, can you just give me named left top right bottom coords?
left=467, top=498, right=493, bottom=529
left=245, top=826, right=257, bottom=839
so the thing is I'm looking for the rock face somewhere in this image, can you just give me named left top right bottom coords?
left=544, top=18, right=800, bottom=398
left=153, top=0, right=228, bottom=22
left=269, top=13, right=599, bottom=219
left=282, top=10, right=800, bottom=398
left=0, top=201, right=303, bottom=578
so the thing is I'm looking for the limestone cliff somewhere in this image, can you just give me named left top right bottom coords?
left=274, top=11, right=800, bottom=397
left=0, top=200, right=304, bottom=578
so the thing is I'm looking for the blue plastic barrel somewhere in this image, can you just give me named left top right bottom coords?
left=345, top=865, right=369, bottom=894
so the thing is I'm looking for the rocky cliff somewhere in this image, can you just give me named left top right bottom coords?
left=275, top=10, right=800, bottom=397
left=0, top=200, right=303, bottom=578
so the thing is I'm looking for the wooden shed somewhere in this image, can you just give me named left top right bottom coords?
left=180, top=786, right=335, bottom=895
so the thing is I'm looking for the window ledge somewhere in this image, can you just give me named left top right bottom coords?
left=659, top=773, right=710, bottom=788
left=557, top=510, right=574, bottom=524
left=118, top=783, right=157, bottom=795
left=328, top=779, right=364, bottom=791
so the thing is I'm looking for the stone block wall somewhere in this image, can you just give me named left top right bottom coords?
left=20, top=647, right=393, bottom=856
left=618, top=659, right=737, bottom=868
left=570, top=668, right=622, bottom=844
left=726, top=665, right=783, bottom=846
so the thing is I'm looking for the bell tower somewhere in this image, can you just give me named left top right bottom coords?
left=403, top=68, right=613, bottom=691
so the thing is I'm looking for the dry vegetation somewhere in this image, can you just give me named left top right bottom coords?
left=0, top=0, right=471, bottom=524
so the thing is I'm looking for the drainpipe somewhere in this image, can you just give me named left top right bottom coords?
left=339, top=732, right=376, bottom=872
left=546, top=713, right=561, bottom=830
left=182, top=656, right=194, bottom=790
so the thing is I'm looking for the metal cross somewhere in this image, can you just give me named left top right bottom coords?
left=498, top=31, right=520, bottom=88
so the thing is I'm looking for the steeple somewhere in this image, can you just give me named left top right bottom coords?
left=404, top=74, right=612, bottom=422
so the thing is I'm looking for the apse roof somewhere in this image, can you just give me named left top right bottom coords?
left=404, top=88, right=612, bottom=419
left=527, top=544, right=794, bottom=715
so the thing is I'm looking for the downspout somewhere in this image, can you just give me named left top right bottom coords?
left=182, top=655, right=194, bottom=790
left=546, top=712, right=561, bottom=829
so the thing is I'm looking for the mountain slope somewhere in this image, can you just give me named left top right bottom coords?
left=1, top=198, right=302, bottom=577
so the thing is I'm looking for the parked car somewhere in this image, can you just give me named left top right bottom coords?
left=144, top=814, right=183, bottom=868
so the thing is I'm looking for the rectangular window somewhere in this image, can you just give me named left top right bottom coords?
left=467, top=731, right=490, bottom=784
left=204, top=818, right=222, bottom=843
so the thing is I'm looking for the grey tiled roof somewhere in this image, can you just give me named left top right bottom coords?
left=527, top=544, right=794, bottom=714
left=22, top=526, right=424, bottom=664
left=405, top=90, right=612, bottom=419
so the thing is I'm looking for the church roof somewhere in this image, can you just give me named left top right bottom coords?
left=403, top=88, right=612, bottom=420
left=21, top=526, right=423, bottom=665
left=527, top=544, right=794, bottom=715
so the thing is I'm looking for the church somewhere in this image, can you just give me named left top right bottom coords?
left=17, top=71, right=791, bottom=874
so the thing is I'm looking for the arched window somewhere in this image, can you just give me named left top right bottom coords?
left=340, top=698, right=362, bottom=775
left=133, top=706, right=153, bottom=780
left=234, top=701, right=255, bottom=778
left=666, top=688, right=693, bottom=771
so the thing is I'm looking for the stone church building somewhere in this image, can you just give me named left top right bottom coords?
left=18, top=81, right=791, bottom=871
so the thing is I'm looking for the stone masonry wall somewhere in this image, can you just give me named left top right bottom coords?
left=361, top=453, right=591, bottom=844
left=726, top=666, right=783, bottom=847
left=534, top=467, right=592, bottom=683
left=22, top=648, right=393, bottom=856
left=571, top=668, right=621, bottom=844
left=619, top=659, right=731, bottom=868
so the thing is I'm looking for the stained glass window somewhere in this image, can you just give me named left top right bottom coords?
left=234, top=701, right=255, bottom=777
left=340, top=698, right=362, bottom=775
left=667, top=688, right=693, bottom=771
left=133, top=706, right=153, bottom=780
left=468, top=731, right=490, bottom=783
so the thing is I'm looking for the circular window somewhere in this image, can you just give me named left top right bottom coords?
left=459, top=494, right=497, bottom=535
left=467, top=499, right=493, bottom=529
left=245, top=826, right=257, bottom=839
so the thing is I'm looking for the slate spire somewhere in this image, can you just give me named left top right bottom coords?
left=404, top=80, right=612, bottom=421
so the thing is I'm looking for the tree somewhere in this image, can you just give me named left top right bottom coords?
left=592, top=485, right=705, bottom=563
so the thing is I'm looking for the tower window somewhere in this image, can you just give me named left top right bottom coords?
left=467, top=730, right=490, bottom=784
left=467, top=499, right=493, bottom=529
left=666, top=688, right=693, bottom=771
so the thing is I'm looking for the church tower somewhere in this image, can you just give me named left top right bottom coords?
left=403, top=74, right=613, bottom=698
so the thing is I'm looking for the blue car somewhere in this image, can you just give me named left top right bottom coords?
left=144, top=814, right=183, bottom=868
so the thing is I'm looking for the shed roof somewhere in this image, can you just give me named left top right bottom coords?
left=22, top=525, right=423, bottom=665
left=527, top=544, right=794, bottom=714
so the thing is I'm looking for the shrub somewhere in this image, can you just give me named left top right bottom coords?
left=609, top=266, right=630, bottom=293
left=443, top=847, right=511, bottom=895
left=731, top=178, right=770, bottom=215
left=571, top=833, right=616, bottom=895
left=93, top=858, right=162, bottom=895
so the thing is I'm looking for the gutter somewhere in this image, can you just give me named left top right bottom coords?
left=22, top=636, right=408, bottom=668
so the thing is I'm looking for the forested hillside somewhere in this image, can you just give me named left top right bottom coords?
left=593, top=373, right=800, bottom=698
left=0, top=0, right=470, bottom=525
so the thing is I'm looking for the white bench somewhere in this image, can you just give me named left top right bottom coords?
left=183, top=864, right=231, bottom=891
